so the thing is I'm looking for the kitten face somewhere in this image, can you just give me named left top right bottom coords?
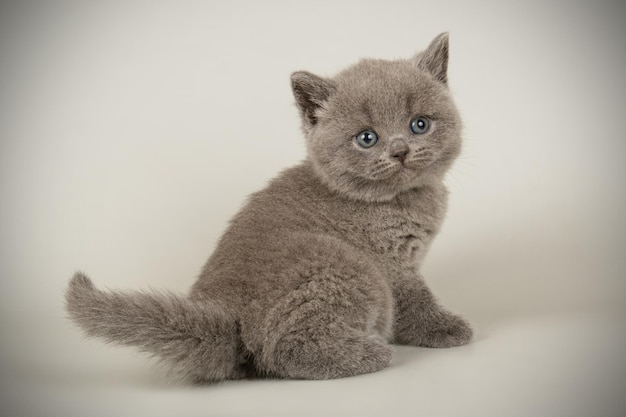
left=292, top=34, right=462, bottom=202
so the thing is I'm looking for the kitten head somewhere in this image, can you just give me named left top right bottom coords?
left=291, top=33, right=462, bottom=202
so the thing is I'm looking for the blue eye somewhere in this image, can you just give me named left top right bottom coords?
left=355, top=130, right=379, bottom=148
left=410, top=117, right=430, bottom=134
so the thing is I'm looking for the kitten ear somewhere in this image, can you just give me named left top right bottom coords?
left=413, top=32, right=449, bottom=85
left=291, top=71, right=336, bottom=126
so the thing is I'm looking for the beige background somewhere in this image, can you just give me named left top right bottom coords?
left=1, top=1, right=625, bottom=416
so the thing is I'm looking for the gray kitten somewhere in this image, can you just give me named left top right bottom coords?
left=65, top=33, right=472, bottom=383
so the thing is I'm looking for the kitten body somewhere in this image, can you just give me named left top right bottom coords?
left=66, top=33, right=472, bottom=382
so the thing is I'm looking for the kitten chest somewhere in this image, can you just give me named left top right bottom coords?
left=331, top=185, right=447, bottom=269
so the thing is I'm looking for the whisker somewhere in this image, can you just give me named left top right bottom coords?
left=370, top=162, right=396, bottom=177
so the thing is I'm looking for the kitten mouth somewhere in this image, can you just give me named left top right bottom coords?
left=367, top=163, right=404, bottom=180
left=392, top=160, right=432, bottom=182
left=366, top=155, right=434, bottom=183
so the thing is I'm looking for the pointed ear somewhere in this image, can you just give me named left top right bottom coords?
left=291, top=71, right=336, bottom=126
left=413, top=32, right=449, bottom=85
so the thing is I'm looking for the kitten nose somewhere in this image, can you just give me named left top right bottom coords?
left=390, top=139, right=409, bottom=163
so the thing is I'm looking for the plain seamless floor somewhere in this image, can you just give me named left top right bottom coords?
left=2, top=303, right=624, bottom=417
left=1, top=1, right=625, bottom=416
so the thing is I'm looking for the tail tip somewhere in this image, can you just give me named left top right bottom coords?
left=69, top=271, right=95, bottom=291
left=65, top=271, right=97, bottom=318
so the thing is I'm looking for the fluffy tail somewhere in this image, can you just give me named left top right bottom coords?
left=65, top=272, right=251, bottom=383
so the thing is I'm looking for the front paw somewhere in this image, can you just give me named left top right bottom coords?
left=417, top=312, right=473, bottom=348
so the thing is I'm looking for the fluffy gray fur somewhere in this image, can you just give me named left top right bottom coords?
left=65, top=33, right=472, bottom=383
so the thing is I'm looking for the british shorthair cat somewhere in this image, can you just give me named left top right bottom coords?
left=65, top=33, right=472, bottom=383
